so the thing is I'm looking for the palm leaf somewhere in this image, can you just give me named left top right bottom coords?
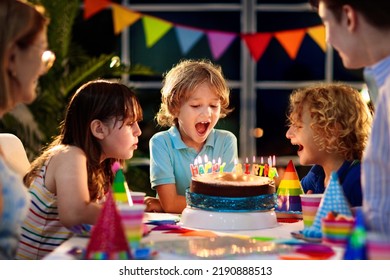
left=0, top=0, right=155, bottom=159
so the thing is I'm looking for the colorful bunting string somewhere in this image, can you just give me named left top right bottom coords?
left=83, top=0, right=325, bottom=61
left=111, top=3, right=142, bottom=35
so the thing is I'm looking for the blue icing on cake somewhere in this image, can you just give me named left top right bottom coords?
left=186, top=190, right=277, bottom=212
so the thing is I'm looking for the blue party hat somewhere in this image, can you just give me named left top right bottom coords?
left=303, top=172, right=353, bottom=238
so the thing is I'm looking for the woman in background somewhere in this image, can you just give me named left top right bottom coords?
left=0, top=0, right=54, bottom=259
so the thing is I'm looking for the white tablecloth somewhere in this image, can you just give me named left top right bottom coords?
left=44, top=212, right=343, bottom=260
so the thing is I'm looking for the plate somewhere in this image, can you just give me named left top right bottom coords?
left=291, top=230, right=322, bottom=243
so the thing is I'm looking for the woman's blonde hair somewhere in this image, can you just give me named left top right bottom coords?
left=0, top=0, right=48, bottom=111
left=287, top=83, right=372, bottom=160
left=156, top=59, right=232, bottom=127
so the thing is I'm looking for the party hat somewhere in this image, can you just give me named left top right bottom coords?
left=276, top=160, right=304, bottom=212
left=303, top=172, right=352, bottom=238
left=112, top=162, right=130, bottom=204
left=85, top=190, right=132, bottom=259
left=343, top=208, right=367, bottom=260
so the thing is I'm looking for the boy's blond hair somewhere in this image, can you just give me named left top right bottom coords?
left=288, top=83, right=372, bottom=160
left=156, top=59, right=232, bottom=127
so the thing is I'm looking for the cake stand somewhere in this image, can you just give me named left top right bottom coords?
left=180, top=206, right=278, bottom=231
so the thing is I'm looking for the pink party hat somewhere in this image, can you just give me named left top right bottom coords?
left=276, top=160, right=304, bottom=212
left=303, top=171, right=353, bottom=239
left=85, top=190, right=132, bottom=259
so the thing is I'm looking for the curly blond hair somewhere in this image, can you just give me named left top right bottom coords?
left=287, top=83, right=372, bottom=161
left=156, top=59, right=232, bottom=127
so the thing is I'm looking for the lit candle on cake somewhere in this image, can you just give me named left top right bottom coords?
left=212, top=158, right=220, bottom=173
left=234, top=158, right=243, bottom=175
left=263, top=163, right=269, bottom=177
left=269, top=155, right=278, bottom=179
left=252, top=156, right=259, bottom=176
left=268, top=167, right=278, bottom=179
left=219, top=161, right=226, bottom=173
left=244, top=157, right=251, bottom=174
left=204, top=155, right=212, bottom=174
left=258, top=164, right=265, bottom=176
left=190, top=158, right=199, bottom=177
left=198, top=156, right=205, bottom=175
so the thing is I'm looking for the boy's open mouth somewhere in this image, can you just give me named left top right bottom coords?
left=195, top=121, right=210, bottom=135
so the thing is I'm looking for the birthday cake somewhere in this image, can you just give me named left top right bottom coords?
left=181, top=156, right=279, bottom=230
left=186, top=172, right=276, bottom=212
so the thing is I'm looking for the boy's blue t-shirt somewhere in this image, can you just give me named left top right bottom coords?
left=149, top=126, right=238, bottom=196
left=300, top=160, right=362, bottom=207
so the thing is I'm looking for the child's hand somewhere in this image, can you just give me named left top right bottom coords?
left=144, top=196, right=164, bottom=212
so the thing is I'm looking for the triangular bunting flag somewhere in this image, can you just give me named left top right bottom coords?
left=142, top=16, right=173, bottom=48
left=276, top=160, right=304, bottom=212
left=274, top=28, right=306, bottom=60
left=307, top=25, right=326, bottom=52
left=83, top=0, right=112, bottom=20
left=303, top=172, right=353, bottom=239
left=242, top=33, right=272, bottom=61
left=111, top=4, right=141, bottom=34
left=175, top=26, right=204, bottom=55
left=206, top=31, right=237, bottom=60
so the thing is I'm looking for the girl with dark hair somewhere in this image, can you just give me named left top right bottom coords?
left=16, top=79, right=143, bottom=259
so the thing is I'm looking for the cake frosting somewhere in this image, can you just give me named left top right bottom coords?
left=191, top=172, right=275, bottom=197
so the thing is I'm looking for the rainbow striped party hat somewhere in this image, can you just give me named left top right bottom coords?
left=276, top=160, right=304, bottom=212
